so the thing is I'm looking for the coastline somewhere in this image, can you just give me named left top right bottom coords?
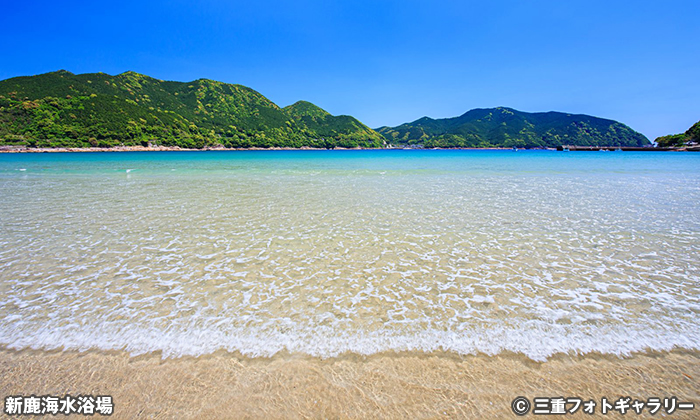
left=0, top=145, right=332, bottom=153
left=3, top=145, right=697, bottom=153
left=2, top=348, right=698, bottom=418
left=0, top=145, right=534, bottom=153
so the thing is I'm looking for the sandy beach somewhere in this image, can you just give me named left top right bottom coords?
left=2, top=348, right=698, bottom=419
left=2, top=0, right=699, bottom=418
left=2, top=151, right=699, bottom=418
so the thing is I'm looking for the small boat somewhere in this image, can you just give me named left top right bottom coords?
left=562, top=146, right=570, bottom=152
left=512, top=146, right=518, bottom=151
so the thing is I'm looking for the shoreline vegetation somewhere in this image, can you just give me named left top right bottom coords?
left=2, top=347, right=698, bottom=418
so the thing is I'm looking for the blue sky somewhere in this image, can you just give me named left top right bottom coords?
left=1, top=0, right=698, bottom=139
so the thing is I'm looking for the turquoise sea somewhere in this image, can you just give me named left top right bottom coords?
left=0, top=150, right=698, bottom=360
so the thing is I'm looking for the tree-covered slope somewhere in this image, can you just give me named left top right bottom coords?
left=282, top=100, right=380, bottom=141
left=377, top=107, right=649, bottom=148
left=655, top=120, right=700, bottom=147
left=0, top=71, right=384, bottom=149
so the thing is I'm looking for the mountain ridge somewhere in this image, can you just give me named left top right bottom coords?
left=376, top=106, right=649, bottom=148
left=0, top=70, right=384, bottom=149
left=0, top=71, right=651, bottom=149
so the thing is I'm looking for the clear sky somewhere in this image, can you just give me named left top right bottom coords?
left=1, top=0, right=698, bottom=140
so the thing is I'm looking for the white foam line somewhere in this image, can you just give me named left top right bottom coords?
left=1, top=321, right=698, bottom=362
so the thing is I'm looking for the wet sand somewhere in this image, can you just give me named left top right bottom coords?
left=1, top=349, right=698, bottom=419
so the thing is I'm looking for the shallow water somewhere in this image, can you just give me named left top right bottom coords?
left=0, top=150, right=698, bottom=360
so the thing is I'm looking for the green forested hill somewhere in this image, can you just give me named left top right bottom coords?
left=0, top=71, right=653, bottom=149
left=0, top=71, right=384, bottom=148
left=282, top=100, right=380, bottom=141
left=655, top=120, right=700, bottom=147
left=377, top=107, right=649, bottom=148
